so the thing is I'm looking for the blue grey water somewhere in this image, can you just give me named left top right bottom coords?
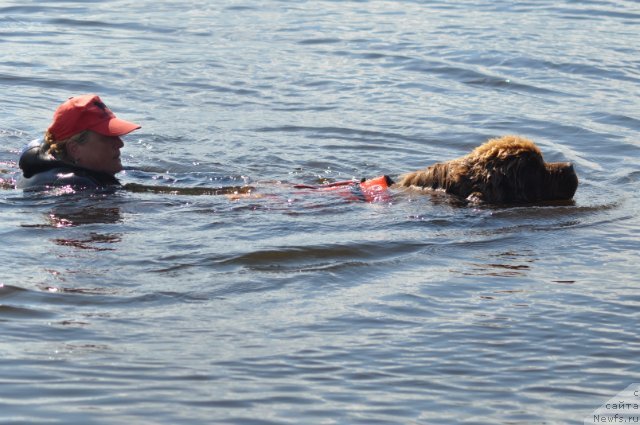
left=1, top=1, right=639, bottom=424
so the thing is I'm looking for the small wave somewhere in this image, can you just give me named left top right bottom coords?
left=0, top=72, right=106, bottom=92
left=589, top=112, right=640, bottom=133
left=47, top=17, right=176, bottom=35
left=224, top=6, right=258, bottom=12
left=332, top=50, right=414, bottom=63
left=298, top=38, right=342, bottom=45
left=0, top=284, right=55, bottom=319
left=614, top=170, right=640, bottom=184
left=0, top=5, right=48, bottom=13
left=253, top=125, right=417, bottom=146
left=466, top=76, right=565, bottom=96
left=554, top=6, right=640, bottom=21
left=486, top=201, right=619, bottom=219
left=404, top=61, right=568, bottom=96
left=0, top=304, right=53, bottom=319
left=219, top=241, right=425, bottom=272
left=0, top=283, right=28, bottom=298
left=169, top=81, right=262, bottom=98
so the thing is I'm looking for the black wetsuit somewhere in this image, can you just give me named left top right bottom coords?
left=16, top=140, right=120, bottom=191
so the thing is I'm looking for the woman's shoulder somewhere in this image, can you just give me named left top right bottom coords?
left=16, top=167, right=93, bottom=190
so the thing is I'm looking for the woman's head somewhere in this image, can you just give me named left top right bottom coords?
left=46, top=130, right=126, bottom=175
left=44, top=94, right=140, bottom=175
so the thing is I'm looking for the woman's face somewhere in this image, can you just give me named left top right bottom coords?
left=70, top=131, right=125, bottom=175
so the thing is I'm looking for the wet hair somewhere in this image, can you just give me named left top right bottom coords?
left=43, top=130, right=89, bottom=163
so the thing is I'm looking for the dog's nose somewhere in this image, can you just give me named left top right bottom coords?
left=546, top=162, right=578, bottom=200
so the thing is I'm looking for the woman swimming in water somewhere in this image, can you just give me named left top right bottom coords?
left=17, top=94, right=252, bottom=196
left=17, top=94, right=140, bottom=190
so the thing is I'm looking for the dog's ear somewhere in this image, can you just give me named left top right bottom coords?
left=515, top=154, right=547, bottom=202
left=483, top=153, right=546, bottom=203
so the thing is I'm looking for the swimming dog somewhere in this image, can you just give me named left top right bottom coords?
left=398, top=135, right=578, bottom=204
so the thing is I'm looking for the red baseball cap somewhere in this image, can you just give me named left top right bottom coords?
left=47, top=94, right=141, bottom=141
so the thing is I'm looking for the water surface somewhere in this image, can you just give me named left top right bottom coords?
left=1, top=1, right=639, bottom=424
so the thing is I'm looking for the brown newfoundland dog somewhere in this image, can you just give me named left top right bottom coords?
left=397, top=135, right=578, bottom=204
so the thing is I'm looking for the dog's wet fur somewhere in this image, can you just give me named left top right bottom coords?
left=397, top=135, right=578, bottom=204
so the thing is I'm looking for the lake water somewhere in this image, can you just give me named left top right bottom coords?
left=1, top=1, right=639, bottom=424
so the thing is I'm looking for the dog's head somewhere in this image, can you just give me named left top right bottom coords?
left=471, top=137, right=578, bottom=203
left=486, top=156, right=578, bottom=204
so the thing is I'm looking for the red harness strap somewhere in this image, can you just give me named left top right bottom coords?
left=293, top=175, right=393, bottom=202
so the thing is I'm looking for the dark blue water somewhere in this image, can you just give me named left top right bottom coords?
left=1, top=1, right=639, bottom=424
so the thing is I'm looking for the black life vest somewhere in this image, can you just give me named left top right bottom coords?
left=16, top=140, right=120, bottom=191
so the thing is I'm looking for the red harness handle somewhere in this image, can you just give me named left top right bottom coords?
left=293, top=175, right=394, bottom=202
